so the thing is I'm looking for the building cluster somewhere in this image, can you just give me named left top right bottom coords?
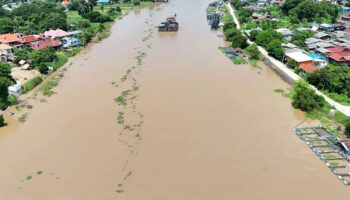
left=241, top=0, right=350, bottom=74
left=0, top=29, right=81, bottom=63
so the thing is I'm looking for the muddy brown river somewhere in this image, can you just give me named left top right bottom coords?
left=0, top=0, right=349, bottom=199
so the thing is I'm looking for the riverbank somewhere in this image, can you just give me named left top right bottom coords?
left=1, top=1, right=155, bottom=126
left=226, top=3, right=350, bottom=138
left=227, top=3, right=350, bottom=117
left=1, top=0, right=350, bottom=199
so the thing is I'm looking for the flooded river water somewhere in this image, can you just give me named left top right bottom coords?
left=0, top=0, right=349, bottom=199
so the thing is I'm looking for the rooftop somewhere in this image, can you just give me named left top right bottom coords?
left=285, top=52, right=313, bottom=62
left=300, top=65, right=319, bottom=73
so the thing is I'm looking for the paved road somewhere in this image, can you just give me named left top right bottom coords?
left=227, top=3, right=350, bottom=117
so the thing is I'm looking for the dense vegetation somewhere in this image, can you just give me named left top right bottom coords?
left=281, top=0, right=339, bottom=22
left=223, top=13, right=248, bottom=49
left=292, top=80, right=325, bottom=112
left=0, top=1, right=67, bottom=34
left=307, top=66, right=350, bottom=98
left=0, top=63, right=14, bottom=109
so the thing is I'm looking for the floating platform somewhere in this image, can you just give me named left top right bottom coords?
left=294, top=126, right=350, bottom=185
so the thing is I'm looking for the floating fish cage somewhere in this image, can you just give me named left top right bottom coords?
left=294, top=126, right=350, bottom=185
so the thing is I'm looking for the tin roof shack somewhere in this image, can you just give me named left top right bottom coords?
left=276, top=28, right=294, bottom=41
left=315, top=32, right=331, bottom=41
left=333, top=24, right=347, bottom=31
left=305, top=38, right=322, bottom=50
left=320, top=24, right=335, bottom=32
left=338, top=140, right=350, bottom=154
left=341, top=14, right=350, bottom=22
left=285, top=52, right=313, bottom=67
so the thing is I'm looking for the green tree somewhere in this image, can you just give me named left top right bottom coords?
left=0, top=77, right=12, bottom=109
left=287, top=59, right=297, bottom=69
left=13, top=47, right=30, bottom=64
left=345, top=122, right=350, bottom=138
left=245, top=44, right=260, bottom=59
left=231, top=34, right=248, bottom=49
left=30, top=47, right=57, bottom=69
left=292, top=80, right=325, bottom=112
left=38, top=63, right=49, bottom=74
left=0, top=63, right=13, bottom=81
left=249, top=30, right=259, bottom=41
left=0, top=17, right=14, bottom=34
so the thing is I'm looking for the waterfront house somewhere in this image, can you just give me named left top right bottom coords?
left=30, top=39, right=62, bottom=50
left=234, top=48, right=243, bottom=55
left=44, top=29, right=70, bottom=38
left=8, top=81, right=22, bottom=96
left=62, top=37, right=81, bottom=48
left=0, top=43, right=13, bottom=62
left=285, top=52, right=313, bottom=67
left=338, top=140, right=350, bottom=154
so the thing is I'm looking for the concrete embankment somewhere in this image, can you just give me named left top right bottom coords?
left=226, top=3, right=350, bottom=117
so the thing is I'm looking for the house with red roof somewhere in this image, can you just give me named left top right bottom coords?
left=326, top=45, right=350, bottom=65
left=0, top=33, right=23, bottom=48
left=299, top=65, right=319, bottom=73
left=30, top=39, right=62, bottom=50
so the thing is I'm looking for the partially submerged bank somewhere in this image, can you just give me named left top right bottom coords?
left=1, top=1, right=154, bottom=126
left=218, top=2, right=350, bottom=139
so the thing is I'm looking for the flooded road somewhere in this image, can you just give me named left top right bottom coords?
left=0, top=0, right=349, bottom=199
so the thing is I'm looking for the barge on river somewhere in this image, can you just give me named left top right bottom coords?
left=158, top=17, right=179, bottom=32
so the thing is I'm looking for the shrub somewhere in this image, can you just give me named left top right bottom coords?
left=0, top=115, right=4, bottom=127
left=292, top=80, right=325, bottom=112
left=345, top=122, right=350, bottom=138
left=245, top=44, right=260, bottom=60
left=233, top=57, right=244, bottom=64
left=21, top=76, right=43, bottom=94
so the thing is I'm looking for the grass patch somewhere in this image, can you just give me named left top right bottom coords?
left=65, top=48, right=82, bottom=57
left=326, top=92, right=350, bottom=106
left=114, top=96, right=127, bottom=105
left=233, top=57, right=244, bottom=64
left=48, top=55, right=68, bottom=71
left=21, top=76, right=43, bottom=94
left=40, top=79, right=59, bottom=97
left=273, top=89, right=284, bottom=94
